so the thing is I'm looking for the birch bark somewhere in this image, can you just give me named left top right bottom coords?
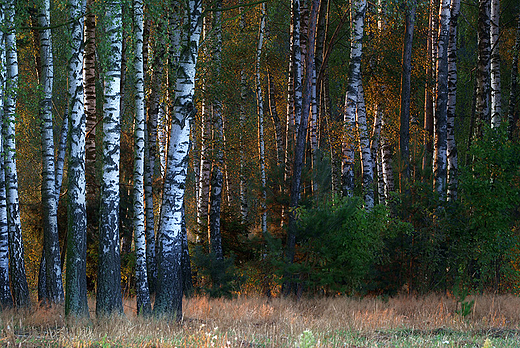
left=342, top=0, right=366, bottom=197
left=65, top=0, right=89, bottom=317
left=97, top=0, right=124, bottom=316
left=0, top=22, right=12, bottom=305
left=133, top=0, right=151, bottom=315
left=255, top=3, right=267, bottom=235
left=4, top=0, right=30, bottom=308
left=433, top=0, right=451, bottom=200
left=447, top=0, right=460, bottom=201
left=356, top=84, right=373, bottom=210
left=490, top=0, right=501, bottom=128
left=154, top=0, right=202, bottom=319
left=209, top=0, right=224, bottom=260
left=38, top=0, right=64, bottom=304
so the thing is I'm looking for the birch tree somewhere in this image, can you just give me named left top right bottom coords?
left=255, top=3, right=267, bottom=235
left=65, top=0, right=88, bottom=317
left=447, top=0, right=460, bottom=201
left=3, top=0, right=30, bottom=308
left=433, top=0, right=451, bottom=199
left=38, top=0, right=64, bottom=304
left=284, top=0, right=319, bottom=294
left=133, top=0, right=151, bottom=315
left=144, top=20, right=167, bottom=295
left=356, top=84, right=373, bottom=209
left=154, top=0, right=202, bottom=319
left=476, top=0, right=491, bottom=129
left=490, top=0, right=501, bottom=128
left=0, top=18, right=12, bottom=306
left=342, top=0, right=366, bottom=197
left=399, top=0, right=416, bottom=191
left=97, top=0, right=124, bottom=316
left=209, top=0, right=224, bottom=260
left=84, top=0, right=97, bottom=199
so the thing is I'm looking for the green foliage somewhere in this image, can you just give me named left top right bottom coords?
left=298, top=330, right=316, bottom=348
left=453, top=282, right=474, bottom=318
left=192, top=246, right=244, bottom=298
left=459, top=126, right=520, bottom=290
left=269, top=197, right=404, bottom=295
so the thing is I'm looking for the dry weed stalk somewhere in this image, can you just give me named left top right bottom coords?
left=0, top=293, right=517, bottom=346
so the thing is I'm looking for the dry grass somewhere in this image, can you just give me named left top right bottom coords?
left=0, top=293, right=519, bottom=347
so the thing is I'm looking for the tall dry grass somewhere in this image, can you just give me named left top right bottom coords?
left=0, top=293, right=518, bottom=347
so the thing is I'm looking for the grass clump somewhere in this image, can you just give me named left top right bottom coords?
left=0, top=293, right=519, bottom=347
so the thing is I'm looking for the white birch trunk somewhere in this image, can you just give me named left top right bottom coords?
left=4, top=0, right=30, bottom=308
left=84, top=0, right=97, bottom=198
left=197, top=16, right=211, bottom=239
left=447, top=0, right=460, bottom=201
left=133, top=0, right=151, bottom=315
left=154, top=0, right=202, bottom=319
left=256, top=3, right=267, bottom=235
left=490, top=0, right=501, bottom=128
left=342, top=0, right=366, bottom=197
left=433, top=0, right=451, bottom=200
left=38, top=0, right=64, bottom=304
left=380, top=114, right=394, bottom=204
left=97, top=0, right=123, bottom=316
left=65, top=0, right=89, bottom=317
left=0, top=7, right=12, bottom=306
left=356, top=83, right=374, bottom=210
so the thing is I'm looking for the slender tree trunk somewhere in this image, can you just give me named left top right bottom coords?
left=239, top=5, right=248, bottom=224
left=490, top=0, right=501, bottom=128
left=423, top=0, right=437, bottom=173
left=447, top=0, right=460, bottom=201
left=509, top=14, right=520, bottom=138
left=399, top=0, right=416, bottom=192
left=341, top=0, right=366, bottom=197
left=380, top=117, right=395, bottom=204
left=356, top=84, right=374, bottom=209
left=65, top=0, right=88, bottom=318
left=97, top=0, right=124, bottom=316
left=196, top=18, right=212, bottom=241
left=4, top=0, right=30, bottom=308
left=476, top=0, right=491, bottom=129
left=84, top=0, right=97, bottom=199
left=209, top=0, right=224, bottom=260
left=38, top=0, right=64, bottom=305
left=144, top=21, right=167, bottom=296
left=0, top=24, right=13, bottom=306
left=284, top=0, right=319, bottom=295
left=154, top=0, right=201, bottom=319
left=283, top=0, right=303, bottom=227
left=133, top=0, right=151, bottom=315
left=268, top=71, right=284, bottom=166
left=256, top=3, right=267, bottom=235
left=433, top=0, right=451, bottom=200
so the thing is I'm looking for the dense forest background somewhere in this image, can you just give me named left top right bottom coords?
left=1, top=0, right=520, bottom=318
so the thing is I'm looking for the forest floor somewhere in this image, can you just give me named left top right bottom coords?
left=0, top=293, right=519, bottom=347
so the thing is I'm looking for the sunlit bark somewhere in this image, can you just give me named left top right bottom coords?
left=341, top=0, right=366, bottom=197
